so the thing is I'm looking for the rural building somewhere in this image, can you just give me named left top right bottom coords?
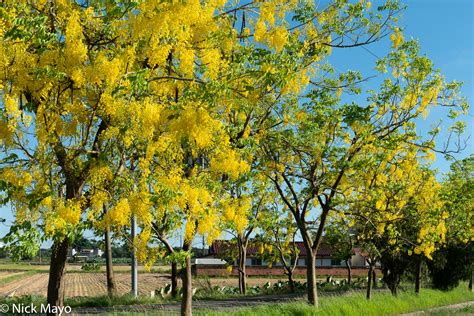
left=67, top=248, right=103, bottom=262
left=192, top=240, right=372, bottom=277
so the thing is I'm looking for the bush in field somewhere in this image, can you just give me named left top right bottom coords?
left=428, top=242, right=474, bottom=290
left=81, top=262, right=101, bottom=272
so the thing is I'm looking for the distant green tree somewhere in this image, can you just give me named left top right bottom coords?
left=428, top=242, right=474, bottom=290
left=325, top=222, right=355, bottom=285
left=71, top=237, right=99, bottom=251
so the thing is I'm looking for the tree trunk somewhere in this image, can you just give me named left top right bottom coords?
left=366, top=264, right=373, bottom=300
left=171, top=261, right=178, bottom=298
left=287, top=269, right=295, bottom=293
left=181, top=247, right=193, bottom=316
left=47, top=238, right=69, bottom=314
left=390, top=284, right=398, bottom=296
left=105, top=226, right=117, bottom=297
left=306, top=252, right=318, bottom=307
left=415, top=257, right=422, bottom=294
left=469, top=268, right=473, bottom=292
left=238, top=245, right=247, bottom=295
left=372, top=269, right=377, bottom=288
left=345, top=259, right=352, bottom=285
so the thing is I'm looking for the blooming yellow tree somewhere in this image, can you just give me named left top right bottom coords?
left=0, top=1, right=320, bottom=315
left=348, top=155, right=446, bottom=296
left=257, top=29, right=467, bottom=307
left=0, top=0, right=252, bottom=311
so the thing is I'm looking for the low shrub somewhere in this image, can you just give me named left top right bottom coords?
left=81, top=262, right=101, bottom=272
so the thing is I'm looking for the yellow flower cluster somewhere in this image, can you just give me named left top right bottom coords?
left=197, top=211, right=221, bottom=245
left=130, top=191, right=152, bottom=226
left=88, top=191, right=109, bottom=221
left=170, top=104, right=222, bottom=150
left=222, top=197, right=251, bottom=235
left=135, top=228, right=152, bottom=263
left=0, top=168, right=32, bottom=187
left=261, top=2, right=277, bottom=26
left=390, top=27, right=404, bottom=48
left=0, top=120, right=13, bottom=146
left=103, top=198, right=131, bottom=228
left=58, top=199, right=83, bottom=226
left=88, top=52, right=124, bottom=86
left=179, top=48, right=195, bottom=76
left=210, top=149, right=250, bottom=180
left=201, top=48, right=223, bottom=79
left=133, top=228, right=166, bottom=271
left=181, top=183, right=213, bottom=215
left=44, top=198, right=84, bottom=237
left=253, top=0, right=293, bottom=52
left=89, top=165, right=113, bottom=187
left=269, top=26, right=288, bottom=52
left=184, top=220, right=196, bottom=242
left=64, top=11, right=88, bottom=83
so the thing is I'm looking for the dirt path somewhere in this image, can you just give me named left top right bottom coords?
left=71, top=293, right=304, bottom=315
left=399, top=300, right=474, bottom=315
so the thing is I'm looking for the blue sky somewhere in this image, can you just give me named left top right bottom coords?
left=401, top=0, right=473, bottom=170
left=329, top=0, right=473, bottom=172
left=0, top=0, right=473, bottom=244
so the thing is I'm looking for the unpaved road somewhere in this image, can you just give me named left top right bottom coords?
left=400, top=300, right=474, bottom=315
left=71, top=293, right=305, bottom=315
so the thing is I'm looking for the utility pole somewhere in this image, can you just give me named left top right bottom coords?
left=131, top=215, right=138, bottom=297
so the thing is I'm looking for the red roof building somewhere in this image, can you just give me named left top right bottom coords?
left=207, top=240, right=368, bottom=268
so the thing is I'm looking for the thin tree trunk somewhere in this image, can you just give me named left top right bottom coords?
left=181, top=252, right=193, bottom=316
left=345, top=259, right=352, bottom=285
left=238, top=245, right=247, bottom=294
left=47, top=238, right=69, bottom=314
left=415, top=257, right=422, bottom=294
left=105, top=225, right=117, bottom=297
left=306, top=252, right=318, bottom=307
left=171, top=261, right=178, bottom=298
left=390, top=284, right=398, bottom=296
left=372, top=269, right=377, bottom=288
left=469, top=269, right=473, bottom=292
left=287, top=269, right=295, bottom=293
left=366, top=264, right=373, bottom=300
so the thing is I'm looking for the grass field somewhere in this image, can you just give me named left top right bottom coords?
left=199, top=285, right=474, bottom=316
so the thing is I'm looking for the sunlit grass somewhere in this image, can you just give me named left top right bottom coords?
left=200, top=284, right=474, bottom=316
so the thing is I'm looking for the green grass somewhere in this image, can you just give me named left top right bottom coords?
left=66, top=294, right=174, bottom=308
left=0, top=263, right=49, bottom=272
left=199, top=285, right=474, bottom=316
left=0, top=261, right=170, bottom=273
left=0, top=294, right=175, bottom=315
